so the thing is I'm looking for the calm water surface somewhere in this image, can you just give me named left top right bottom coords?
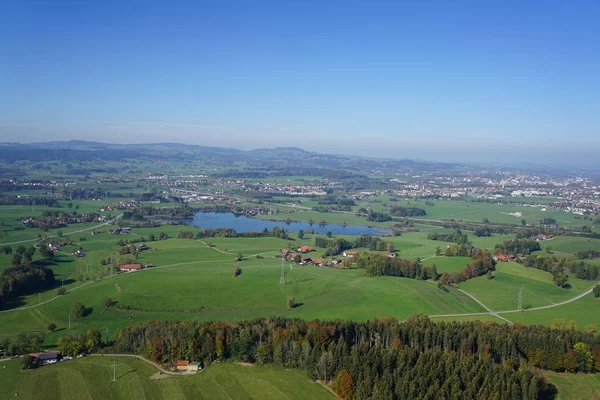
left=183, top=212, right=391, bottom=236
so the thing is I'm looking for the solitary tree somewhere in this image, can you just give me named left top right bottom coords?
left=47, top=323, right=57, bottom=332
left=297, top=230, right=304, bottom=239
left=593, top=285, right=600, bottom=298
left=70, top=302, right=86, bottom=318
left=287, top=296, right=295, bottom=309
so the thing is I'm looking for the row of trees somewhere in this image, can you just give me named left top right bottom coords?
left=362, top=255, right=437, bottom=280
left=180, top=226, right=291, bottom=240
left=389, top=206, right=426, bottom=217
left=520, top=255, right=600, bottom=283
left=122, top=205, right=196, bottom=221
left=427, top=230, right=470, bottom=245
left=439, top=250, right=496, bottom=285
left=495, top=238, right=541, bottom=255
left=93, top=316, right=600, bottom=399
left=314, top=235, right=395, bottom=256
left=576, top=249, right=600, bottom=259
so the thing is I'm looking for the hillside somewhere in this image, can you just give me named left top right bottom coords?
left=0, top=357, right=333, bottom=400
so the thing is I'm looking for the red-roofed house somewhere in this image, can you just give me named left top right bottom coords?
left=297, top=246, right=314, bottom=253
left=120, top=263, right=143, bottom=271
left=176, top=360, right=189, bottom=371
left=343, top=251, right=359, bottom=257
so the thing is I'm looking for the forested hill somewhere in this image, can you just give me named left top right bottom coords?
left=58, top=316, right=600, bottom=399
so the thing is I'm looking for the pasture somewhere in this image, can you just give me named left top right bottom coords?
left=0, top=357, right=333, bottom=400
left=459, top=262, right=595, bottom=312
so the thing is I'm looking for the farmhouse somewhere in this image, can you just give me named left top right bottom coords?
left=300, top=256, right=312, bottom=265
left=120, top=263, right=143, bottom=271
left=30, top=351, right=60, bottom=366
left=176, top=360, right=189, bottom=371
left=312, top=259, right=326, bottom=266
left=297, top=245, right=314, bottom=253
left=281, top=249, right=290, bottom=258
left=343, top=251, right=358, bottom=257
left=187, top=362, right=203, bottom=371
left=493, top=254, right=515, bottom=262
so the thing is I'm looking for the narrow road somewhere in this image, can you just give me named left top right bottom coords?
left=429, top=284, right=598, bottom=322
left=457, top=289, right=513, bottom=324
left=89, top=353, right=192, bottom=376
left=498, top=284, right=597, bottom=314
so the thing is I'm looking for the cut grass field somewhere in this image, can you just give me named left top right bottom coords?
left=0, top=357, right=333, bottom=400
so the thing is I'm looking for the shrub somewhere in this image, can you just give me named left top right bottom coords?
left=287, top=296, right=295, bottom=309
left=21, top=354, right=37, bottom=370
left=57, top=287, right=67, bottom=295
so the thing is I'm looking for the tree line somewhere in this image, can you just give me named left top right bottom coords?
left=362, top=254, right=437, bottom=280
left=427, top=230, right=470, bottom=245
left=439, top=249, right=496, bottom=285
left=59, top=316, right=600, bottom=399
left=122, top=205, right=196, bottom=221
left=495, top=238, right=541, bottom=255
left=520, top=255, right=600, bottom=282
left=389, top=206, right=426, bottom=217
left=179, top=226, right=290, bottom=240
left=314, top=235, right=395, bottom=256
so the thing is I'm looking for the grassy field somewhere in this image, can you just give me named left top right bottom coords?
left=0, top=243, right=486, bottom=344
left=509, top=293, right=600, bottom=328
left=459, top=261, right=595, bottom=312
left=0, top=357, right=333, bottom=400
left=544, top=371, right=600, bottom=400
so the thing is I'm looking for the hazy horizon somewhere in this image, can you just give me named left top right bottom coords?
left=1, top=1, right=599, bottom=166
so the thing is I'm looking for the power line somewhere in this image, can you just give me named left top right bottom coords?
left=279, top=258, right=285, bottom=285
left=517, top=286, right=523, bottom=312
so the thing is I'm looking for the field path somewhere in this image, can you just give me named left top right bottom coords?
left=498, top=284, right=597, bottom=314
left=456, top=289, right=513, bottom=324
left=89, top=353, right=193, bottom=376
left=429, top=284, right=598, bottom=322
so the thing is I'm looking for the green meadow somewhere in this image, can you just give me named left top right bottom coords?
left=0, top=357, right=333, bottom=400
left=459, top=261, right=595, bottom=312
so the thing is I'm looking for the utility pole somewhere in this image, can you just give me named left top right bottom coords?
left=517, top=287, right=523, bottom=312
left=110, top=361, right=119, bottom=381
left=68, top=314, right=71, bottom=330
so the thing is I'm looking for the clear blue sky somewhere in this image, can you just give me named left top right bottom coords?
left=1, top=1, right=599, bottom=164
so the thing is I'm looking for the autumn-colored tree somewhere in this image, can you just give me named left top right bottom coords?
left=573, top=342, right=593, bottom=372
left=564, top=348, right=578, bottom=372
left=592, top=345, right=600, bottom=372
left=333, top=369, right=353, bottom=399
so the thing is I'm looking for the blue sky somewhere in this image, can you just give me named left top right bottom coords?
left=1, top=1, right=599, bottom=164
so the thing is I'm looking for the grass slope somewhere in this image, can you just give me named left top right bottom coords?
left=0, top=358, right=333, bottom=400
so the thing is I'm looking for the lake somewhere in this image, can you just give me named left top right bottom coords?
left=182, top=212, right=392, bottom=236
